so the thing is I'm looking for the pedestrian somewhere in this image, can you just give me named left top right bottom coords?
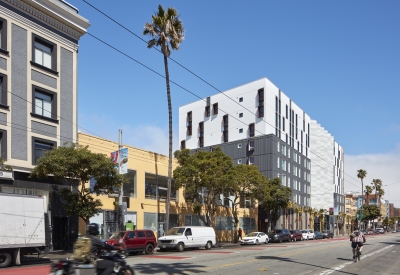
left=238, top=228, right=243, bottom=240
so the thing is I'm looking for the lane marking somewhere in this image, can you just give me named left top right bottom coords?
left=317, top=245, right=394, bottom=275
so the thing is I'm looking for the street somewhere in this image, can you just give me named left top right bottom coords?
left=1, top=233, right=399, bottom=275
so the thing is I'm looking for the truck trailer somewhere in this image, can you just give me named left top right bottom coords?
left=0, top=193, right=50, bottom=268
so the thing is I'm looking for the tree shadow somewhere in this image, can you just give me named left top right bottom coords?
left=133, top=262, right=207, bottom=274
left=255, top=255, right=358, bottom=275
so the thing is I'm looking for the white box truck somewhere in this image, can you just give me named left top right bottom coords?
left=0, top=193, right=51, bottom=268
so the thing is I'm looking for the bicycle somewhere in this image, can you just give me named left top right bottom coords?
left=353, top=244, right=361, bottom=262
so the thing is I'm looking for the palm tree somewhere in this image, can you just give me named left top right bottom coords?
left=365, top=185, right=373, bottom=204
left=317, top=209, right=327, bottom=231
left=144, top=5, right=185, bottom=232
left=357, top=169, right=367, bottom=209
left=371, top=179, right=382, bottom=205
left=297, top=206, right=304, bottom=229
left=287, top=201, right=297, bottom=229
left=377, top=186, right=385, bottom=209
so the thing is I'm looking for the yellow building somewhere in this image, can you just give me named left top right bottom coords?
left=78, top=132, right=257, bottom=242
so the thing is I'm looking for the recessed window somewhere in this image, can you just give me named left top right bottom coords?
left=212, top=103, right=218, bottom=115
left=239, top=128, right=243, bottom=133
left=0, top=73, right=8, bottom=108
left=237, top=159, right=242, bottom=164
left=180, top=140, right=186, bottom=150
left=237, top=143, right=242, bottom=148
left=31, top=85, right=57, bottom=122
left=32, top=137, right=56, bottom=165
left=186, top=111, right=192, bottom=136
left=249, top=123, right=255, bottom=137
left=248, top=140, right=254, bottom=151
left=0, top=17, right=8, bottom=54
left=222, top=115, right=228, bottom=142
left=239, top=113, right=243, bottom=118
left=32, top=34, right=57, bottom=73
left=239, top=97, right=243, bottom=102
left=205, top=106, right=210, bottom=117
left=198, top=122, right=204, bottom=147
left=248, top=156, right=254, bottom=165
left=0, top=129, right=7, bottom=160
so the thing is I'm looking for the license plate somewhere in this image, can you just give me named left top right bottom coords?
left=162, top=245, right=166, bottom=248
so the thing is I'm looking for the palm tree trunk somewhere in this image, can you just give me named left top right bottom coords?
left=163, top=54, right=173, bottom=234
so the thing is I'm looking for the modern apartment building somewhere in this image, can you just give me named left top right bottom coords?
left=0, top=0, right=89, bottom=249
left=179, top=77, right=344, bottom=231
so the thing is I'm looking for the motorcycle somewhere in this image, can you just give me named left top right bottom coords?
left=50, top=251, right=134, bottom=275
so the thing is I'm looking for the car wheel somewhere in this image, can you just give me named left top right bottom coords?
left=256, top=239, right=259, bottom=245
left=301, top=237, right=304, bottom=241
left=145, top=244, right=154, bottom=254
left=205, top=241, right=212, bottom=250
left=176, top=243, right=184, bottom=252
left=159, top=248, right=167, bottom=252
left=294, top=237, right=297, bottom=242
left=279, top=237, right=283, bottom=243
left=0, top=253, right=12, bottom=268
left=265, top=239, right=268, bottom=244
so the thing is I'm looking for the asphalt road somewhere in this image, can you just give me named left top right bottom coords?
left=1, top=233, right=399, bottom=275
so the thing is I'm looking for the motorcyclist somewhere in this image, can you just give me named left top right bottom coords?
left=87, top=223, right=115, bottom=275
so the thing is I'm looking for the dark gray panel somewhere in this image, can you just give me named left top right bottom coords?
left=11, top=24, right=27, bottom=160
left=60, top=47, right=73, bottom=145
left=0, top=112, right=6, bottom=125
left=0, top=57, right=6, bottom=70
left=31, top=69, right=57, bottom=89
left=31, top=120, right=57, bottom=138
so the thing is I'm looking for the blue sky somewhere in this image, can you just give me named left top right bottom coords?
left=68, top=0, right=400, bottom=206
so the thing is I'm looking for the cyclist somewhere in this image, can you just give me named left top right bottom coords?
left=350, top=226, right=365, bottom=259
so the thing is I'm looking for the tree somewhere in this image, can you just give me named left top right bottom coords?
left=173, top=148, right=233, bottom=226
left=0, top=157, right=12, bottom=171
left=357, top=169, right=367, bottom=209
left=362, top=204, right=381, bottom=227
left=144, top=4, right=185, bottom=231
left=371, top=179, right=382, bottom=205
left=257, top=178, right=291, bottom=230
left=297, top=206, right=305, bottom=230
left=30, top=143, right=123, bottom=224
left=220, top=164, right=267, bottom=240
left=286, top=201, right=297, bottom=229
left=318, top=209, right=328, bottom=231
left=365, top=185, right=373, bottom=204
left=377, top=186, right=385, bottom=210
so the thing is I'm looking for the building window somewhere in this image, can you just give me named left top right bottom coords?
left=0, top=73, right=8, bottom=108
left=282, top=118, right=285, bottom=131
left=215, top=216, right=235, bottom=231
left=0, top=129, right=7, bottom=160
left=145, top=173, right=177, bottom=201
left=239, top=217, right=256, bottom=232
left=286, top=105, right=288, bottom=119
left=198, top=122, right=204, bottom=147
left=205, top=106, right=210, bottom=117
left=123, top=169, right=137, bottom=198
left=32, top=86, right=57, bottom=121
left=186, top=111, right=192, bottom=136
left=258, top=105, right=264, bottom=118
left=240, top=195, right=253, bottom=208
left=239, top=113, right=243, bottom=118
left=184, top=215, right=205, bottom=226
left=0, top=18, right=7, bottom=54
left=249, top=123, right=255, bottom=137
left=248, top=140, right=254, bottom=151
left=239, top=97, right=243, bottom=102
left=258, top=88, right=264, bottom=118
left=180, top=140, right=185, bottom=150
left=237, top=159, right=242, bottom=164
left=248, top=156, right=254, bottom=165
left=239, top=128, right=243, bottom=133
left=32, top=137, right=56, bottom=165
left=281, top=159, right=286, bottom=171
left=222, top=115, right=228, bottom=142
left=213, top=103, right=218, bottom=115
left=32, top=34, right=57, bottom=73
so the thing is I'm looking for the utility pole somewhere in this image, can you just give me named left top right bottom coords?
left=118, top=129, right=123, bottom=232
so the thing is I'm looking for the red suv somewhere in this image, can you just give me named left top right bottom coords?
left=106, top=230, right=157, bottom=255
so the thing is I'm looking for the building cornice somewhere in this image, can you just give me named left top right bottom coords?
left=2, top=0, right=89, bottom=41
left=0, top=1, right=79, bottom=50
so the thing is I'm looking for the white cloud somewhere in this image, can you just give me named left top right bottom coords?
left=345, top=143, right=400, bottom=207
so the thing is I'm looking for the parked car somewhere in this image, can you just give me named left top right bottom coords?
left=314, top=231, right=323, bottom=239
left=106, top=230, right=157, bottom=255
left=367, top=229, right=375, bottom=235
left=322, top=230, right=334, bottom=239
left=240, top=232, right=269, bottom=245
left=268, top=229, right=291, bottom=243
left=375, top=228, right=385, bottom=234
left=290, top=230, right=303, bottom=242
left=157, top=226, right=216, bottom=252
left=301, top=229, right=315, bottom=240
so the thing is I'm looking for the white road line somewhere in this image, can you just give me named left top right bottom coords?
left=317, top=245, right=394, bottom=275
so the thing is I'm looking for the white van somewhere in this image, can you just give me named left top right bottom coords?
left=157, top=226, right=216, bottom=252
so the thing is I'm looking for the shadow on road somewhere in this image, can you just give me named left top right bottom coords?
left=133, top=262, right=207, bottom=274
left=20, top=256, right=52, bottom=266
left=255, top=255, right=358, bottom=275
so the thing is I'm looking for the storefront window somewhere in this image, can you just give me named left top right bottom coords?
left=123, top=170, right=136, bottom=197
left=145, top=173, right=177, bottom=201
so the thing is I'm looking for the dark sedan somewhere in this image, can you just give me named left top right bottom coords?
left=322, top=230, right=334, bottom=239
left=268, top=229, right=291, bottom=243
left=314, top=231, right=324, bottom=239
left=290, top=230, right=303, bottom=242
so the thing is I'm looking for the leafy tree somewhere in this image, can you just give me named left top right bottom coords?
left=173, top=148, right=233, bottom=226
left=257, top=177, right=291, bottom=230
left=357, top=169, right=367, bottom=208
left=30, top=143, right=123, bottom=224
left=144, top=4, right=185, bottom=231
left=0, top=157, right=12, bottom=171
left=220, top=164, right=267, bottom=239
left=362, top=204, right=380, bottom=226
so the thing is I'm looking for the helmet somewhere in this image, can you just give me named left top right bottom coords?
left=87, top=223, right=99, bottom=236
